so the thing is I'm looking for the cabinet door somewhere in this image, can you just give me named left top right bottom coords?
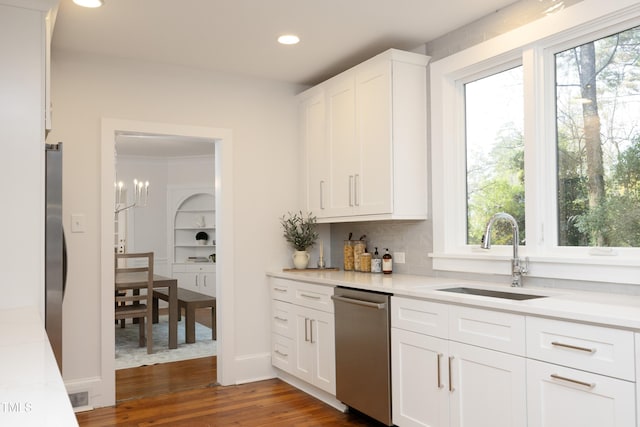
left=527, top=359, right=636, bottom=427
left=392, top=328, right=449, bottom=427
left=301, top=91, right=329, bottom=216
left=199, top=272, right=215, bottom=297
left=355, top=58, right=393, bottom=215
left=326, top=73, right=357, bottom=217
left=310, top=309, right=336, bottom=394
left=449, top=341, right=527, bottom=427
left=292, top=308, right=315, bottom=384
left=172, top=272, right=196, bottom=293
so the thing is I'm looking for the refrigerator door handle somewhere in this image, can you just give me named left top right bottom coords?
left=62, top=229, right=68, bottom=297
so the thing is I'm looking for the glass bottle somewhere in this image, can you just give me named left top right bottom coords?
left=371, top=247, right=382, bottom=273
left=382, top=248, right=393, bottom=274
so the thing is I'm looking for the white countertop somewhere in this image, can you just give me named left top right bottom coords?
left=0, top=307, right=78, bottom=427
left=267, top=270, right=640, bottom=331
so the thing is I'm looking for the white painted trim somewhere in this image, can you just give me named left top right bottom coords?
left=233, top=352, right=276, bottom=385
left=276, top=370, right=347, bottom=412
left=100, top=118, right=235, bottom=406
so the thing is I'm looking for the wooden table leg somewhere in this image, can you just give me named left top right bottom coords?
left=152, top=295, right=159, bottom=324
left=168, top=283, right=178, bottom=349
left=185, top=304, right=196, bottom=344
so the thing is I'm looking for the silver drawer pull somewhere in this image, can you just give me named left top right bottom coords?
left=300, top=293, right=321, bottom=300
left=274, top=316, right=288, bottom=322
left=437, top=353, right=443, bottom=389
left=273, top=287, right=288, bottom=293
left=448, top=356, right=455, bottom=392
left=551, top=341, right=596, bottom=354
left=550, top=374, right=595, bottom=389
left=274, top=350, right=289, bottom=357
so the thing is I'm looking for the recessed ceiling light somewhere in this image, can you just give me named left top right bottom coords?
left=73, top=0, right=104, bottom=8
left=278, top=34, right=300, bottom=45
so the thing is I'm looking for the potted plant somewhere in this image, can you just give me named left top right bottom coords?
left=195, top=231, right=209, bottom=245
left=280, top=211, right=319, bottom=269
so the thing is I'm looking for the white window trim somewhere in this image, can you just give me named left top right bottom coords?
left=431, top=0, right=640, bottom=285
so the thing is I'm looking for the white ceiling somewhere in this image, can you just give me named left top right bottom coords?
left=54, top=0, right=520, bottom=157
left=52, top=0, right=520, bottom=87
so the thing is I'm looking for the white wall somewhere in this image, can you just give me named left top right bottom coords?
left=117, top=155, right=214, bottom=277
left=0, top=4, right=47, bottom=312
left=48, top=49, right=303, bottom=404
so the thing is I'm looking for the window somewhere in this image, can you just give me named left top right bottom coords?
left=556, top=25, right=640, bottom=247
left=465, top=67, right=524, bottom=245
left=431, top=1, right=640, bottom=285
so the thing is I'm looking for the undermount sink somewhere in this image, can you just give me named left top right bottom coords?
left=438, top=287, right=548, bottom=301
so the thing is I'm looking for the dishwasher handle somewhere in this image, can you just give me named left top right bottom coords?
left=331, top=294, right=387, bottom=309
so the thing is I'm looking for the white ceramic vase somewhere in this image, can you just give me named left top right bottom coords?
left=292, top=250, right=310, bottom=269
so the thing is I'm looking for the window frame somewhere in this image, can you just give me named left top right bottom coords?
left=430, top=0, right=640, bottom=285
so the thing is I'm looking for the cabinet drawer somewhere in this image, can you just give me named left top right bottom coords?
left=527, top=359, right=636, bottom=427
left=173, top=263, right=215, bottom=273
left=270, top=278, right=294, bottom=303
left=391, top=296, right=448, bottom=338
left=271, top=333, right=294, bottom=374
left=526, top=317, right=635, bottom=381
left=449, top=305, right=525, bottom=356
left=293, top=282, right=334, bottom=313
left=272, top=300, right=294, bottom=339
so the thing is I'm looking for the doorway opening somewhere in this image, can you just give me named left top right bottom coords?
left=100, top=118, right=235, bottom=406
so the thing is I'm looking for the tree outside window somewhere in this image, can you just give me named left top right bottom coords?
left=556, top=25, right=640, bottom=247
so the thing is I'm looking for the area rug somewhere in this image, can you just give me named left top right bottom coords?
left=115, top=315, right=216, bottom=370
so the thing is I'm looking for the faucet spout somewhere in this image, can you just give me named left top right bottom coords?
left=481, top=212, right=528, bottom=287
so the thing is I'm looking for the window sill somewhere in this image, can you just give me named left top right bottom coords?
left=430, top=252, right=640, bottom=285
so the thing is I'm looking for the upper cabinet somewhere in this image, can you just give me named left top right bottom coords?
left=298, top=49, right=430, bottom=222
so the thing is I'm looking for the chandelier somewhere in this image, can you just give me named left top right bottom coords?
left=115, top=179, right=149, bottom=214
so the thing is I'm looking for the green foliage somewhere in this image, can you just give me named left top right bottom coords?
left=280, top=211, right=319, bottom=251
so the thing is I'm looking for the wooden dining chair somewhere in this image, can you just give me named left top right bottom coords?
left=115, top=252, right=154, bottom=354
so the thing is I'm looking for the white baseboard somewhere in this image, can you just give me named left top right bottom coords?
left=276, top=370, right=347, bottom=412
left=233, top=352, right=275, bottom=384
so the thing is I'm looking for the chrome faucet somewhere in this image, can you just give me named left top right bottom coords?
left=481, top=212, right=528, bottom=287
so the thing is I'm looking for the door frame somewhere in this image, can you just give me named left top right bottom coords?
left=100, top=118, right=235, bottom=405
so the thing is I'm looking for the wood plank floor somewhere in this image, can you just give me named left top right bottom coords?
left=79, top=351, right=385, bottom=426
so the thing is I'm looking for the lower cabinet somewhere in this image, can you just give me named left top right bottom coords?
left=172, top=263, right=215, bottom=296
left=527, top=359, right=636, bottom=427
left=292, top=305, right=335, bottom=394
left=392, top=327, right=526, bottom=427
left=270, top=278, right=336, bottom=395
left=391, top=296, right=637, bottom=427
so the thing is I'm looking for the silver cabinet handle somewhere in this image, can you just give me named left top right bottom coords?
left=274, top=316, right=288, bottom=322
left=310, top=319, right=314, bottom=343
left=448, top=356, right=455, bottom=392
left=195, top=275, right=199, bottom=287
left=550, top=374, right=595, bottom=389
left=437, top=353, right=443, bottom=389
left=331, top=295, right=386, bottom=309
left=320, top=180, right=325, bottom=210
left=203, top=275, right=207, bottom=287
left=349, top=175, right=354, bottom=206
left=300, top=293, right=321, bottom=300
left=274, top=349, right=289, bottom=357
left=273, top=287, right=287, bottom=293
left=354, top=174, right=359, bottom=206
left=551, top=341, right=596, bottom=354
left=304, top=318, right=309, bottom=342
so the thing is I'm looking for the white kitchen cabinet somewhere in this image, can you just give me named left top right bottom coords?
left=292, top=305, right=335, bottom=394
left=526, top=317, right=636, bottom=427
left=270, top=279, right=336, bottom=395
left=527, top=359, right=635, bottom=427
left=298, top=49, right=430, bottom=222
left=391, top=297, right=527, bottom=427
left=300, top=89, right=328, bottom=215
left=172, top=264, right=215, bottom=297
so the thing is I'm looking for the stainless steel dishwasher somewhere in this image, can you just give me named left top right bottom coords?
left=332, top=287, right=392, bottom=426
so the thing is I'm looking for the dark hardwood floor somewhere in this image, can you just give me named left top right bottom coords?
left=78, top=309, right=382, bottom=426
left=77, top=356, right=381, bottom=426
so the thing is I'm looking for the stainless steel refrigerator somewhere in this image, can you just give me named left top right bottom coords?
left=45, top=142, right=67, bottom=372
